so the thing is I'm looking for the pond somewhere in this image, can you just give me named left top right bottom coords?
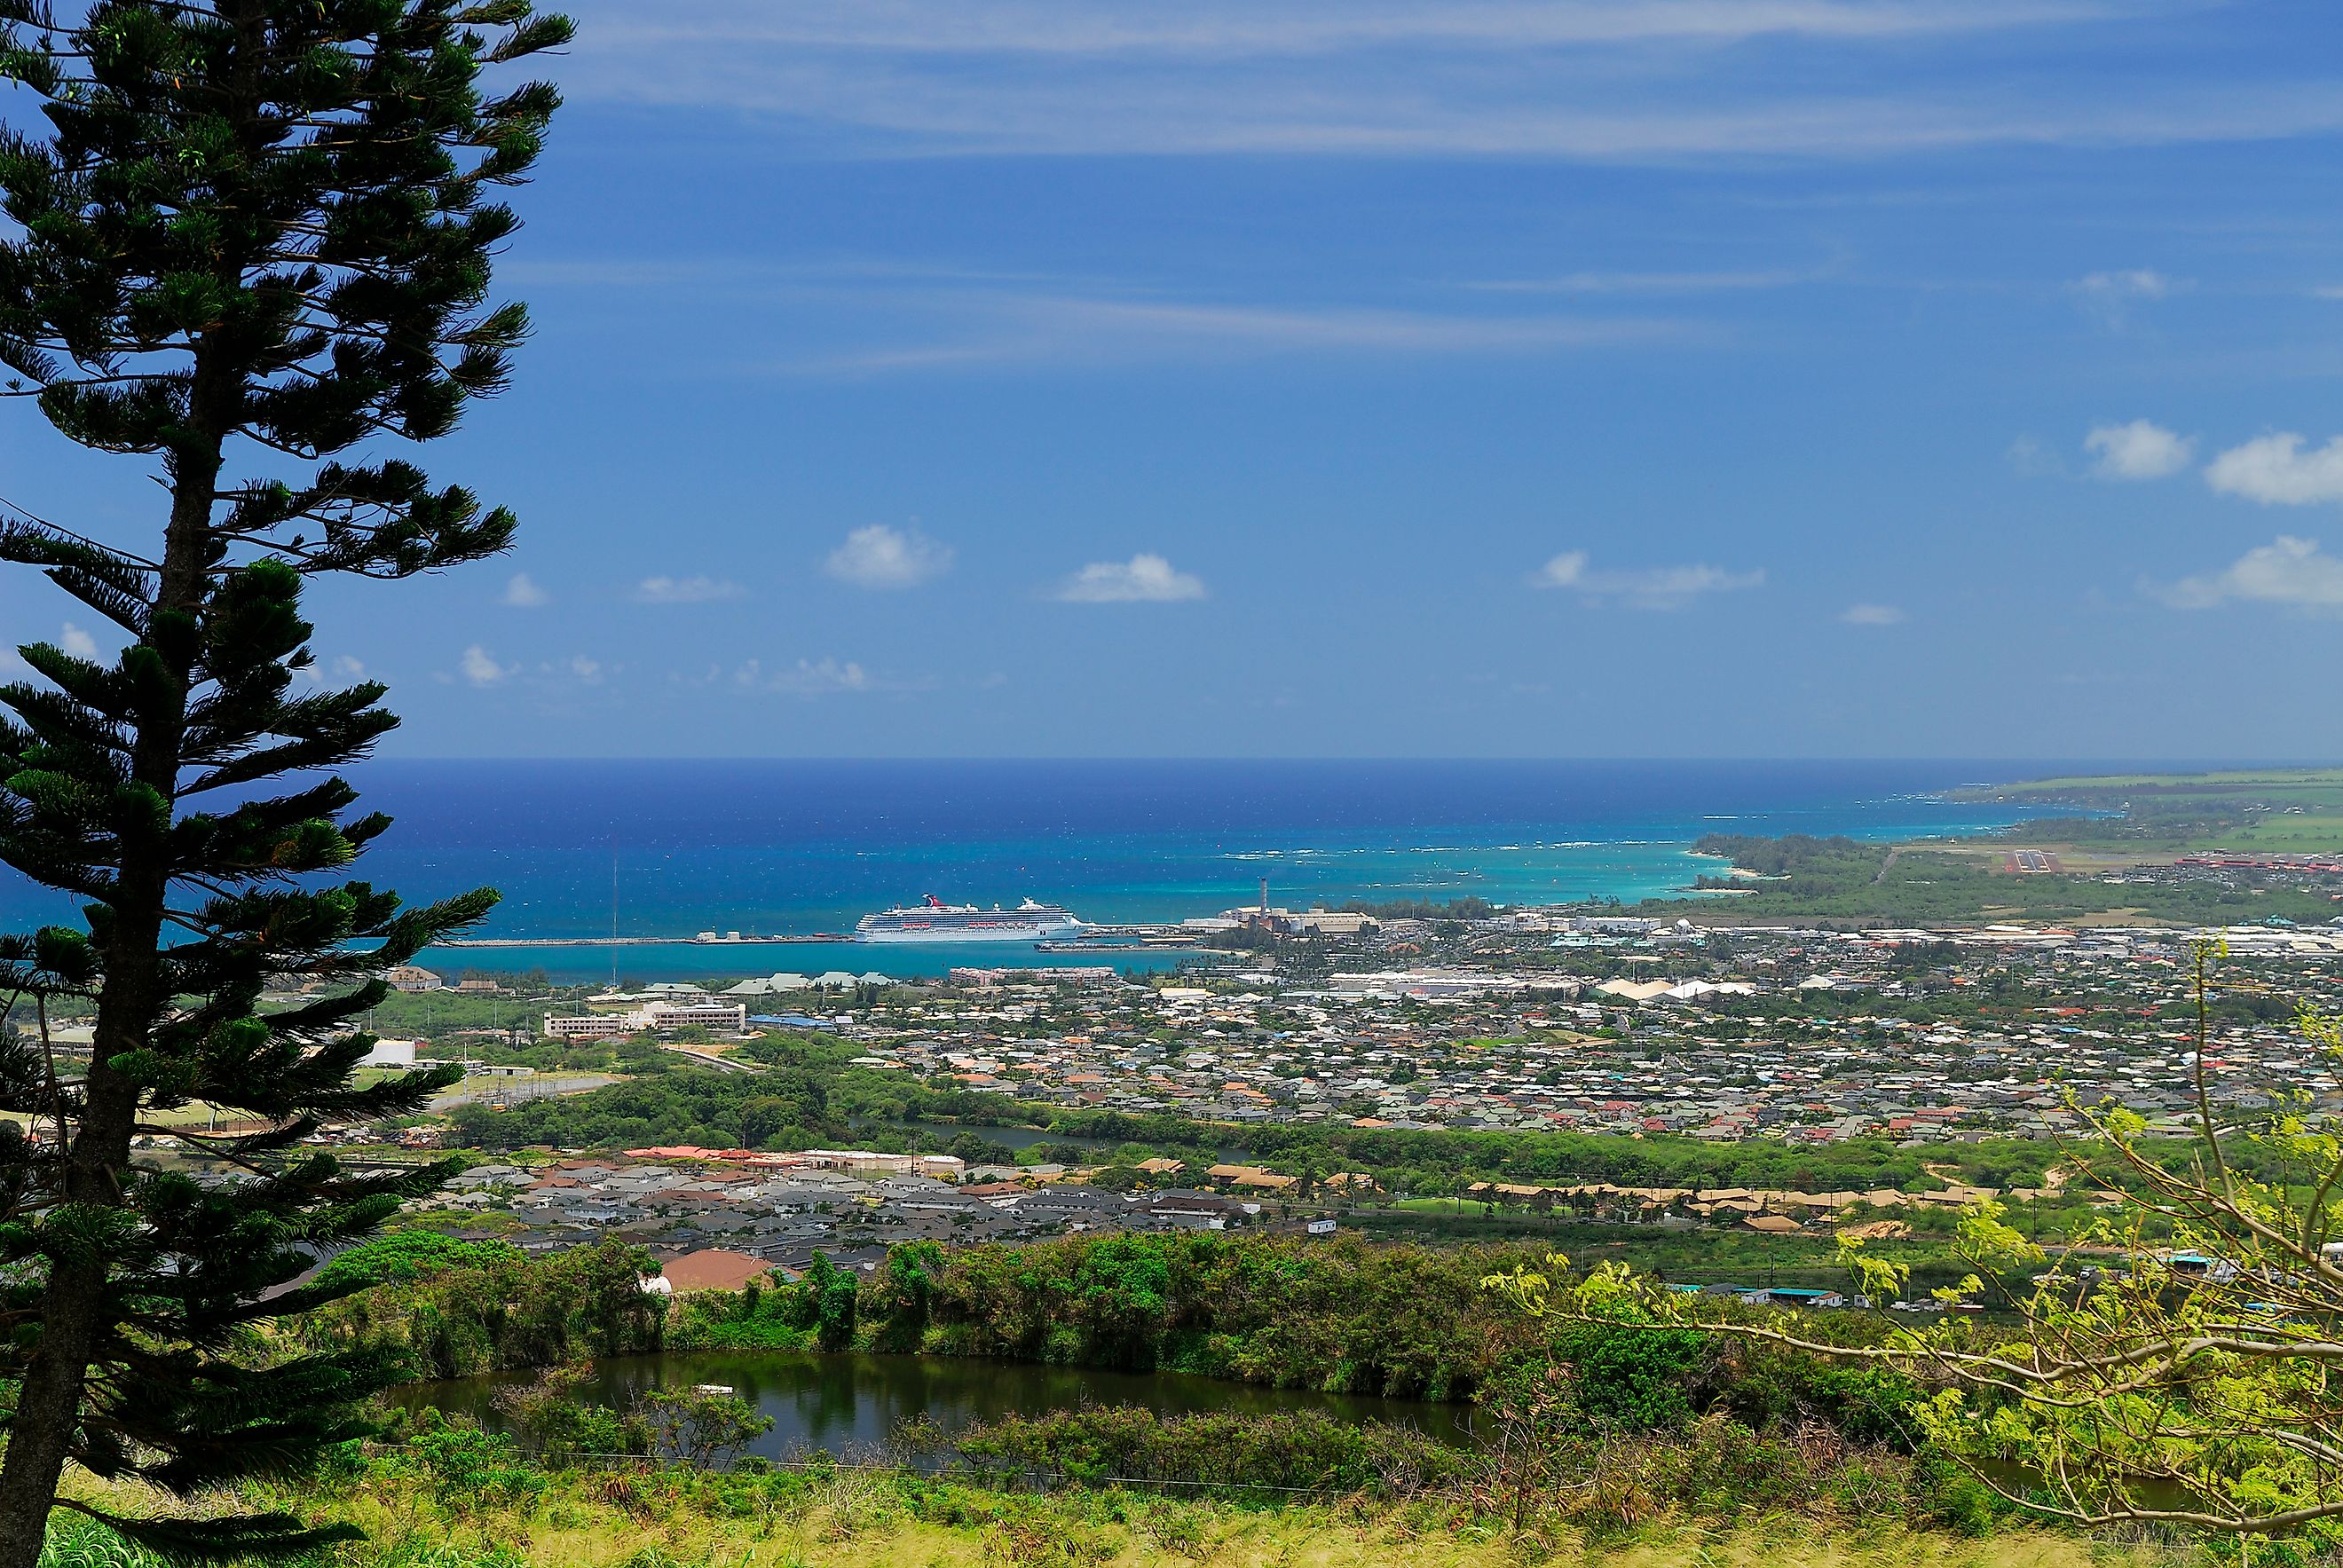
left=398, top=1351, right=1477, bottom=1462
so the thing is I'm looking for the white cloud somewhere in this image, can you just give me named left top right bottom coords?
left=460, top=645, right=513, bottom=686
left=2160, top=536, right=2343, bottom=611
left=58, top=623, right=99, bottom=660
left=2204, top=432, right=2343, bottom=506
left=635, top=574, right=747, bottom=603
left=825, top=524, right=954, bottom=588
left=569, top=655, right=604, bottom=683
left=1840, top=603, right=1907, bottom=626
left=503, top=572, right=551, bottom=608
left=2084, top=419, right=2192, bottom=480
left=1052, top=553, right=1208, bottom=603
left=331, top=655, right=367, bottom=680
left=1533, top=551, right=1764, bottom=610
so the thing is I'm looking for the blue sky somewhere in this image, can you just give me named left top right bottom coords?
left=6, top=0, right=2343, bottom=759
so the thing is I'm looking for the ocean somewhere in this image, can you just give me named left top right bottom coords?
left=0, top=759, right=2087, bottom=983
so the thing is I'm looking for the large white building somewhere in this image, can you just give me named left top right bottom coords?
left=359, top=1038, right=419, bottom=1068
left=541, top=998, right=749, bottom=1040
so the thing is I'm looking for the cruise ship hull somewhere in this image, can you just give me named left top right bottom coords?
left=856, top=919, right=1085, bottom=945
left=855, top=900, right=1088, bottom=943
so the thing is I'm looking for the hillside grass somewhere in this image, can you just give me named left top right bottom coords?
left=46, top=1467, right=2189, bottom=1568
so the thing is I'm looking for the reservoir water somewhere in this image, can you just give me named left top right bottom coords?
left=398, top=1350, right=1476, bottom=1460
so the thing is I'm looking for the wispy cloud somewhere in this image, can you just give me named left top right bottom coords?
left=2084, top=419, right=2193, bottom=480
left=790, top=295, right=1689, bottom=374
left=58, top=622, right=99, bottom=660
left=2205, top=432, right=2343, bottom=505
left=2072, top=269, right=2182, bottom=328
left=2007, top=434, right=2064, bottom=478
left=2158, top=536, right=2343, bottom=611
left=503, top=572, right=552, bottom=608
left=1467, top=267, right=1825, bottom=295
left=825, top=524, right=954, bottom=588
left=1533, top=551, right=1764, bottom=610
left=576, top=3, right=2119, bottom=59
left=1053, top=554, right=1208, bottom=603
left=1840, top=603, right=1907, bottom=625
left=636, top=574, right=748, bottom=603
left=555, top=2, right=2343, bottom=163
left=731, top=656, right=932, bottom=696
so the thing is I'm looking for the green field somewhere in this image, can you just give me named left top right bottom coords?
left=1650, top=831, right=2342, bottom=928
left=1953, top=767, right=2343, bottom=854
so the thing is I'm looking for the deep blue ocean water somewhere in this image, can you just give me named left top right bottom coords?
left=0, top=759, right=2100, bottom=982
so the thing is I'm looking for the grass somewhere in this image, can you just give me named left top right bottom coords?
left=304, top=1515, right=2145, bottom=1568
left=48, top=1467, right=2190, bottom=1568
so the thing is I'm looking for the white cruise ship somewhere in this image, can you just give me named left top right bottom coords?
left=854, top=895, right=1087, bottom=944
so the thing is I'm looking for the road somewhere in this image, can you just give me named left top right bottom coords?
left=663, top=1044, right=764, bottom=1075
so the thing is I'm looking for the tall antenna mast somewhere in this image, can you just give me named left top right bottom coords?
left=610, top=838, right=619, bottom=989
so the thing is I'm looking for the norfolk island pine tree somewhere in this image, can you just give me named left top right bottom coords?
left=0, top=3, right=570, bottom=1561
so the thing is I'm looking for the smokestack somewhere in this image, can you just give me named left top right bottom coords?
left=1259, top=876, right=1269, bottom=914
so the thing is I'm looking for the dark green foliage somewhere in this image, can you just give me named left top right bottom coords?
left=781, top=1251, right=861, bottom=1351
left=864, top=1238, right=944, bottom=1352
left=312, top=1230, right=523, bottom=1294
left=634, top=1386, right=772, bottom=1469
left=489, top=1365, right=643, bottom=1459
left=1550, top=1318, right=1708, bottom=1431
left=1797, top=1363, right=1928, bottom=1448
left=1337, top=896, right=1497, bottom=921
left=860, top=1233, right=1529, bottom=1399
left=476, top=1371, right=774, bottom=1470
left=306, top=1239, right=666, bottom=1379
left=444, top=1051, right=838, bottom=1150
left=953, top=1406, right=1468, bottom=1493
left=667, top=1276, right=812, bottom=1351
left=868, top=1235, right=1931, bottom=1434
left=403, top=1414, right=542, bottom=1509
left=0, top=3, right=566, bottom=1557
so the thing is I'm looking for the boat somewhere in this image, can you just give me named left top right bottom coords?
left=855, top=895, right=1088, bottom=944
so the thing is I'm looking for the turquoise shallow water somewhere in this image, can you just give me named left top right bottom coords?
left=0, top=758, right=2097, bottom=982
